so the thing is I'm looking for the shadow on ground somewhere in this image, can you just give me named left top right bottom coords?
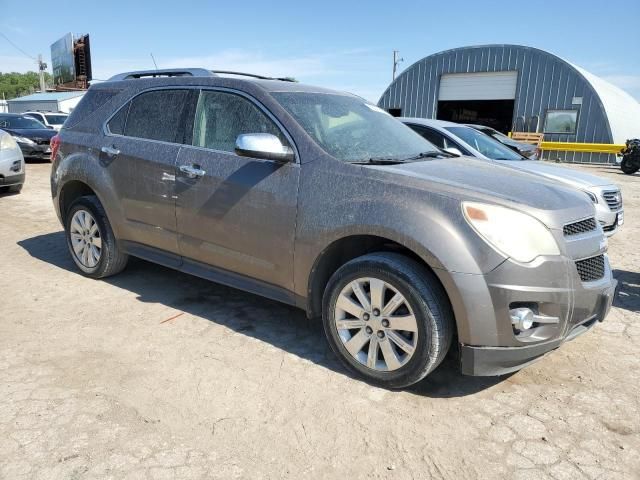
left=613, top=269, right=640, bottom=313
left=18, top=231, right=508, bottom=397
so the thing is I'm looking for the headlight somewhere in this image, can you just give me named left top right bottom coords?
left=0, top=133, right=19, bottom=151
left=13, top=136, right=35, bottom=145
left=462, top=202, right=560, bottom=263
left=584, top=190, right=598, bottom=204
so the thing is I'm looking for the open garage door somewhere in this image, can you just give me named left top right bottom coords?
left=437, top=71, right=518, bottom=133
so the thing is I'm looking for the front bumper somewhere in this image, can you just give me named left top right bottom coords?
left=441, top=242, right=617, bottom=377
left=460, top=278, right=617, bottom=376
left=596, top=205, right=623, bottom=236
left=18, top=142, right=51, bottom=159
left=0, top=172, right=26, bottom=187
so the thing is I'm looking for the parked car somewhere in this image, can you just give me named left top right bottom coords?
left=466, top=124, right=539, bottom=159
left=403, top=118, right=624, bottom=236
left=51, top=69, right=617, bottom=388
left=0, top=113, right=56, bottom=160
left=23, top=111, right=69, bottom=131
left=0, top=129, right=25, bottom=193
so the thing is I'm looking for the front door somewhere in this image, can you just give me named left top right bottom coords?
left=175, top=90, right=299, bottom=290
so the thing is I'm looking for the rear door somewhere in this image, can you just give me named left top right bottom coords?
left=104, top=88, right=192, bottom=255
left=175, top=89, right=299, bottom=290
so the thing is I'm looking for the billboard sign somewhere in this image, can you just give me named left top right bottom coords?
left=51, top=33, right=75, bottom=85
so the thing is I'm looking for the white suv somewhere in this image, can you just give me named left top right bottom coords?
left=23, top=111, right=69, bottom=131
left=0, top=130, right=25, bottom=193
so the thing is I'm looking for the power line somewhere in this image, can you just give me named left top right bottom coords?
left=0, top=31, right=36, bottom=61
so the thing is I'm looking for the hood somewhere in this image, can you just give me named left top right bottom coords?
left=497, top=160, right=613, bottom=188
left=3, top=128, right=57, bottom=140
left=367, top=157, right=595, bottom=229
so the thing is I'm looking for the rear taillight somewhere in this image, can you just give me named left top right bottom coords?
left=50, top=134, right=61, bottom=160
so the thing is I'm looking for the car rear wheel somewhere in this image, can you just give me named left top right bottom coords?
left=65, top=196, right=128, bottom=278
left=323, top=252, right=454, bottom=388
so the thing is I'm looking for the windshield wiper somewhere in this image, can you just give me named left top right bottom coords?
left=348, top=157, right=409, bottom=165
left=405, top=151, right=451, bottom=160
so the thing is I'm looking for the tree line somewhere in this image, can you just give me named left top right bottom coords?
left=0, top=71, right=52, bottom=100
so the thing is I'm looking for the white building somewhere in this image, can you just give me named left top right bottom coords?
left=7, top=91, right=85, bottom=114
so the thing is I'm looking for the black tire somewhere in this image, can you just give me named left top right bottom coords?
left=65, top=195, right=128, bottom=278
left=621, top=158, right=639, bottom=175
left=8, top=184, right=23, bottom=194
left=322, top=252, right=454, bottom=389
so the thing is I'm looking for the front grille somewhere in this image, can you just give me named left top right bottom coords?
left=34, top=138, right=50, bottom=146
left=602, top=190, right=622, bottom=211
left=563, top=217, right=597, bottom=236
left=575, top=255, right=605, bottom=282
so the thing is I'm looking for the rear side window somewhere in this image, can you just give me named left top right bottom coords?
left=26, top=113, right=45, bottom=123
left=412, top=125, right=445, bottom=148
left=123, top=89, right=189, bottom=143
left=192, top=91, right=288, bottom=153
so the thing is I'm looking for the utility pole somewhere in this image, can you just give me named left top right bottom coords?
left=392, top=50, right=404, bottom=81
left=37, top=54, right=48, bottom=92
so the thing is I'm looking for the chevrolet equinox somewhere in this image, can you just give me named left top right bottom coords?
left=51, top=69, right=617, bottom=388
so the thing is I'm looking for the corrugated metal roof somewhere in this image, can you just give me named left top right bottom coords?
left=7, top=91, right=85, bottom=102
left=378, top=44, right=640, bottom=163
left=571, top=64, right=640, bottom=144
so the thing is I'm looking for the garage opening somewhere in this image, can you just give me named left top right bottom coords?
left=437, top=99, right=515, bottom=133
left=436, top=71, right=518, bottom=134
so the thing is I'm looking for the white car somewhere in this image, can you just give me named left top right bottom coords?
left=0, top=130, right=25, bottom=194
left=23, top=111, right=69, bottom=131
left=402, top=118, right=624, bottom=236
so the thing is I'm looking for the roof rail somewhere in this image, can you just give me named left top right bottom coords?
left=211, top=70, right=296, bottom=82
left=108, top=68, right=216, bottom=81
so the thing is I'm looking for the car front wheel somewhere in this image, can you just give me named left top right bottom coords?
left=621, top=158, right=639, bottom=175
left=323, top=252, right=454, bottom=388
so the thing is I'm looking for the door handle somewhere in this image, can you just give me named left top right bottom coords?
left=179, top=164, right=206, bottom=179
left=101, top=145, right=120, bottom=157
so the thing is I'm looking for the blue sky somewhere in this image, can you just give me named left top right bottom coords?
left=1, top=0, right=639, bottom=102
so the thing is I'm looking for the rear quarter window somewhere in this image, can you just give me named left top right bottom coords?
left=64, top=88, right=123, bottom=129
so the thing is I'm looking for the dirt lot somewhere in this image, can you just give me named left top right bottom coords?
left=1, top=162, right=638, bottom=480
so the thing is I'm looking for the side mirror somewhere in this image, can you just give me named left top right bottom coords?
left=443, top=147, right=462, bottom=156
left=235, top=133, right=295, bottom=162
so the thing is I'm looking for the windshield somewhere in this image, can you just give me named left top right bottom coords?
left=445, top=126, right=524, bottom=161
left=0, top=115, right=47, bottom=130
left=44, top=114, right=68, bottom=125
left=272, top=92, right=440, bottom=162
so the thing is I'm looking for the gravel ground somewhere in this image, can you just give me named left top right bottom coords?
left=1, top=162, right=638, bottom=480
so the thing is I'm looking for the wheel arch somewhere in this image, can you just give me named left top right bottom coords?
left=58, top=180, right=97, bottom=223
left=305, top=234, right=454, bottom=321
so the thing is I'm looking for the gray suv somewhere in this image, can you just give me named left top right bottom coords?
left=51, top=69, right=617, bottom=388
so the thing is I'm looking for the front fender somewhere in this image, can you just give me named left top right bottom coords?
left=293, top=161, right=505, bottom=299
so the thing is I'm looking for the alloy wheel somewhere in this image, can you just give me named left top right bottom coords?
left=333, top=277, right=418, bottom=371
left=69, top=209, right=102, bottom=268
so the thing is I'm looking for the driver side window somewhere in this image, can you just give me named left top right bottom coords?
left=192, top=91, right=289, bottom=153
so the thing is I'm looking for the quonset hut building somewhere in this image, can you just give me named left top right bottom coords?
left=378, top=44, right=640, bottom=164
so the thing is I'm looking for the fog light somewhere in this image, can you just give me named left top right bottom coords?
left=510, top=307, right=535, bottom=331
left=10, top=160, right=21, bottom=173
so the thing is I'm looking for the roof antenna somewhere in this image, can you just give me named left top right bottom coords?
left=150, top=53, right=159, bottom=70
